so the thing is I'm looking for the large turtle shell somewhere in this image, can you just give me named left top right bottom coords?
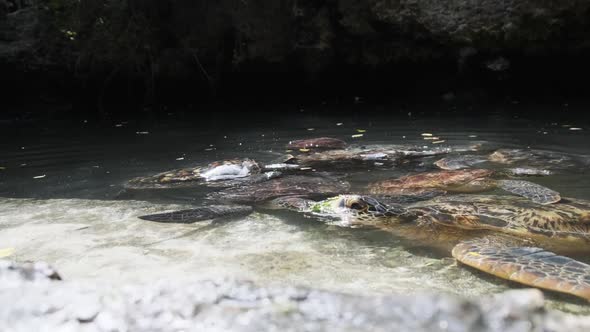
left=407, top=194, right=590, bottom=239
left=367, top=169, right=494, bottom=195
left=207, top=174, right=350, bottom=204
left=488, top=148, right=589, bottom=171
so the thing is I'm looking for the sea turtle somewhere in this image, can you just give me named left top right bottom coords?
left=138, top=174, right=351, bottom=223
left=367, top=169, right=561, bottom=204
left=435, top=148, right=589, bottom=175
left=269, top=193, right=590, bottom=301
left=125, top=158, right=301, bottom=190
left=287, top=137, right=347, bottom=150
left=435, top=155, right=553, bottom=176
left=488, top=148, right=580, bottom=167
left=284, top=144, right=477, bottom=169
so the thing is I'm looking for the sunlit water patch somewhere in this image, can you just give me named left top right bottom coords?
left=0, top=197, right=589, bottom=314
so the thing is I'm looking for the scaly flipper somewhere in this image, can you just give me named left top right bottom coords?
left=453, top=238, right=590, bottom=301
left=138, top=205, right=253, bottom=223
left=496, top=179, right=561, bottom=204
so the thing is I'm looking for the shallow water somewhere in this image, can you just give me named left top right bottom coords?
left=1, top=103, right=590, bottom=313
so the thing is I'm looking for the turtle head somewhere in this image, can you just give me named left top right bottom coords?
left=311, top=195, right=406, bottom=224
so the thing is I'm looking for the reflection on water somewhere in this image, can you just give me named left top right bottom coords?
left=0, top=104, right=590, bottom=313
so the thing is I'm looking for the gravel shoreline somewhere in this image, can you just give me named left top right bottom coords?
left=1, top=260, right=589, bottom=332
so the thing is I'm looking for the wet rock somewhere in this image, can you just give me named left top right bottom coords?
left=1, top=260, right=590, bottom=332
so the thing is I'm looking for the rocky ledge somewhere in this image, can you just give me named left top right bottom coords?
left=1, top=260, right=589, bottom=332
left=2, top=0, right=590, bottom=106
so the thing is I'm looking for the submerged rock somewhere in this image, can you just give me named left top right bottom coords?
left=0, top=260, right=61, bottom=282
left=1, top=260, right=590, bottom=332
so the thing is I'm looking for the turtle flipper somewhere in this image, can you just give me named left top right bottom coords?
left=496, top=179, right=561, bottom=204
left=138, top=205, right=253, bottom=223
left=453, top=238, right=590, bottom=301
left=265, top=196, right=315, bottom=211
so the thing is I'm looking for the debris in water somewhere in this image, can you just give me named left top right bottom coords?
left=468, top=135, right=478, bottom=138
left=432, top=140, right=446, bottom=144
left=115, top=124, right=123, bottom=127
left=299, top=148, right=310, bottom=152
left=421, top=133, right=433, bottom=137
left=336, top=123, right=343, bottom=126
left=136, top=131, right=149, bottom=135
left=351, top=134, right=364, bottom=138
left=307, top=128, right=315, bottom=131
left=33, top=175, right=46, bottom=179
left=300, top=167, right=312, bottom=171
left=570, top=127, right=583, bottom=131
left=356, top=129, right=366, bottom=133
left=176, top=157, right=185, bottom=161
left=0, top=166, right=5, bottom=170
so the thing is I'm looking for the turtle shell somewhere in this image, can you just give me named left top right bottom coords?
left=207, top=174, right=350, bottom=204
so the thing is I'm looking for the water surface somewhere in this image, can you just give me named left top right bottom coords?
left=1, top=103, right=589, bottom=313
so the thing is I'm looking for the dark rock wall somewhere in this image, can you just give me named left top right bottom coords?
left=1, top=0, right=590, bottom=108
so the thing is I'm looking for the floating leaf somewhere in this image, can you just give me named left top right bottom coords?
left=0, top=248, right=15, bottom=258
left=356, top=129, right=366, bottom=133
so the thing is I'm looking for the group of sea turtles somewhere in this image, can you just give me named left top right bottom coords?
left=126, top=137, right=590, bottom=301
